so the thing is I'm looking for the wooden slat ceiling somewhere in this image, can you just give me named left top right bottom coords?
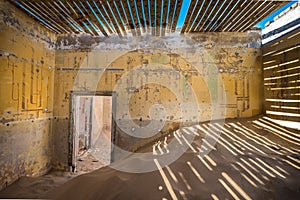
left=9, top=0, right=289, bottom=37
left=181, top=0, right=289, bottom=33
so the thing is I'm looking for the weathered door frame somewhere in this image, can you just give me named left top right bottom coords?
left=69, top=91, right=116, bottom=171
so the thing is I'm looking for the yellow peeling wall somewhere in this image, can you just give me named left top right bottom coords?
left=0, top=0, right=56, bottom=189
left=54, top=32, right=263, bottom=167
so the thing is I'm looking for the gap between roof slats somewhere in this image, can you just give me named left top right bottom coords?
left=28, top=1, right=67, bottom=33
left=239, top=1, right=275, bottom=32
left=42, top=1, right=77, bottom=33
left=49, top=1, right=83, bottom=33
left=126, top=0, right=141, bottom=36
left=135, top=0, right=146, bottom=33
left=172, top=0, right=182, bottom=32
left=114, top=0, right=131, bottom=33
left=180, top=0, right=198, bottom=33
left=156, top=0, right=162, bottom=36
left=100, top=1, right=118, bottom=34
left=38, top=1, right=72, bottom=33
left=86, top=0, right=108, bottom=36
left=79, top=1, right=104, bottom=36
left=240, top=1, right=285, bottom=32
left=224, top=0, right=258, bottom=32
left=168, top=0, right=178, bottom=32
left=131, top=0, right=143, bottom=34
left=111, top=1, right=127, bottom=36
left=198, top=0, right=221, bottom=32
left=193, top=0, right=212, bottom=32
left=17, top=1, right=60, bottom=33
left=139, top=0, right=148, bottom=32
left=102, top=1, right=123, bottom=37
left=143, top=0, right=150, bottom=33
left=204, top=0, right=228, bottom=32
left=74, top=0, right=100, bottom=36
left=165, top=0, right=171, bottom=33
left=208, top=0, right=234, bottom=32
left=161, top=0, right=168, bottom=36
left=221, top=0, right=249, bottom=31
left=93, top=1, right=114, bottom=34
left=149, top=0, right=155, bottom=35
left=230, top=0, right=261, bottom=32
left=188, top=0, right=207, bottom=32
left=66, top=1, right=91, bottom=33
left=121, top=0, right=137, bottom=36
left=188, top=0, right=206, bottom=32
left=213, top=0, right=242, bottom=31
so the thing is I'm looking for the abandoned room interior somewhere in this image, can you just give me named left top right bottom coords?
left=0, top=0, right=299, bottom=199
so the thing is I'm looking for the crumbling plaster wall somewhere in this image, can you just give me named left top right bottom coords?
left=54, top=31, right=263, bottom=168
left=0, top=0, right=56, bottom=189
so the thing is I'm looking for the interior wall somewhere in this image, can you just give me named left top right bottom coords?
left=53, top=31, right=263, bottom=168
left=0, top=0, right=56, bottom=189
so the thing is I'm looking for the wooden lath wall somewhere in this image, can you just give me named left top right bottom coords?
left=263, top=27, right=300, bottom=122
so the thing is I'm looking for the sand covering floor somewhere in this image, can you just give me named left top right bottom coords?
left=0, top=116, right=299, bottom=199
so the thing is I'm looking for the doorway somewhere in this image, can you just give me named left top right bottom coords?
left=69, top=92, right=115, bottom=173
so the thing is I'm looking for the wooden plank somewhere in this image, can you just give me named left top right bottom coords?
left=265, top=89, right=300, bottom=100
left=266, top=81, right=300, bottom=89
left=265, top=102, right=300, bottom=114
left=263, top=28, right=300, bottom=53
left=264, top=48, right=300, bottom=65
left=262, top=48, right=300, bottom=68
left=265, top=114, right=300, bottom=123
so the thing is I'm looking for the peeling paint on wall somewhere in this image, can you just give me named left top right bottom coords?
left=0, top=0, right=55, bottom=189
left=53, top=31, right=263, bottom=167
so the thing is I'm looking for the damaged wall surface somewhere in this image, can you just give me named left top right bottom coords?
left=0, top=0, right=56, bottom=189
left=54, top=31, right=263, bottom=168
